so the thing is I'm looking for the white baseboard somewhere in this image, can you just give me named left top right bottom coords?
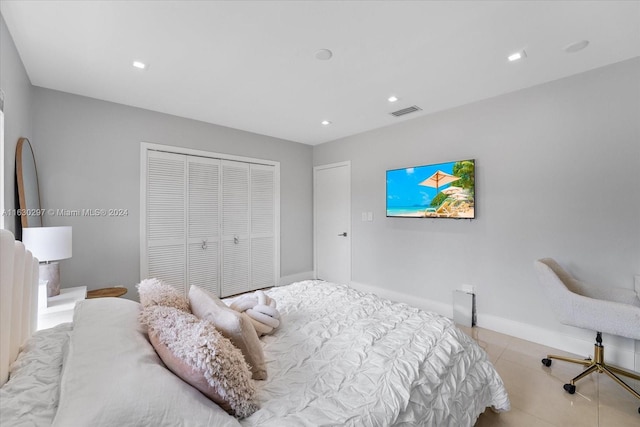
left=349, top=281, right=638, bottom=372
left=350, top=281, right=454, bottom=318
left=279, top=271, right=315, bottom=286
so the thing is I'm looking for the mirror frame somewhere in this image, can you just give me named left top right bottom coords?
left=16, top=137, right=43, bottom=228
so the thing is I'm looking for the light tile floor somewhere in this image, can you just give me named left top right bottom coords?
left=455, top=326, right=640, bottom=427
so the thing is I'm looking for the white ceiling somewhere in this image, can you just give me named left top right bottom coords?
left=2, top=1, right=639, bottom=145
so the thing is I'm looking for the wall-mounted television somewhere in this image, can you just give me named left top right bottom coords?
left=386, top=159, right=475, bottom=218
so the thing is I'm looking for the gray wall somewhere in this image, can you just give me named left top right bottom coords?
left=33, top=88, right=313, bottom=298
left=5, top=0, right=639, bottom=348
left=1, top=13, right=33, bottom=235
left=313, top=58, right=640, bottom=332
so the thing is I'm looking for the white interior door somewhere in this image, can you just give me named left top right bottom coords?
left=221, top=160, right=250, bottom=296
left=314, top=162, right=351, bottom=284
left=145, top=151, right=187, bottom=294
left=187, top=157, right=220, bottom=296
left=250, top=164, right=277, bottom=290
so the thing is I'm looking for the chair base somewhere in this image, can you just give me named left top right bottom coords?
left=541, top=332, right=640, bottom=415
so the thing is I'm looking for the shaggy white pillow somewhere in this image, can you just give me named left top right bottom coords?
left=137, top=278, right=190, bottom=312
left=140, top=305, right=258, bottom=418
left=189, top=285, right=267, bottom=380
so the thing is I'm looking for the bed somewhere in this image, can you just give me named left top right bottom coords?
left=1, top=229, right=509, bottom=426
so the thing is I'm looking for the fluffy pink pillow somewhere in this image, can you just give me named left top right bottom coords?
left=189, top=285, right=267, bottom=380
left=140, top=305, right=258, bottom=418
left=137, top=278, right=190, bottom=312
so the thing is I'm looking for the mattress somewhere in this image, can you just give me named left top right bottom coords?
left=0, top=280, right=509, bottom=426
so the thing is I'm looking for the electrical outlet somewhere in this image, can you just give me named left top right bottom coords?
left=367, top=212, right=373, bottom=221
left=361, top=212, right=367, bottom=221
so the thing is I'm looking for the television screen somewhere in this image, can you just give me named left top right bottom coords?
left=386, top=159, right=475, bottom=218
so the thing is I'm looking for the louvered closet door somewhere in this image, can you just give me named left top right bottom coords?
left=250, top=164, right=276, bottom=289
left=221, top=160, right=250, bottom=297
left=146, top=151, right=187, bottom=294
left=187, top=157, right=220, bottom=296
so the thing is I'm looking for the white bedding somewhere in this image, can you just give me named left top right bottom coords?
left=0, top=323, right=71, bottom=426
left=52, top=298, right=240, bottom=427
left=241, top=281, right=509, bottom=426
left=0, top=280, right=509, bottom=426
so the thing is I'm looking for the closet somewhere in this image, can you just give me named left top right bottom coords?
left=141, top=144, right=279, bottom=297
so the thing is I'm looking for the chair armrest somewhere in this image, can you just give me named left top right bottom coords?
left=572, top=279, right=640, bottom=307
left=567, top=292, right=640, bottom=340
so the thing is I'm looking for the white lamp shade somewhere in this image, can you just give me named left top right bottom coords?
left=22, top=226, right=72, bottom=262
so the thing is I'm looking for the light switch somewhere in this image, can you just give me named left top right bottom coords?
left=367, top=212, right=373, bottom=221
left=361, top=212, right=367, bottom=221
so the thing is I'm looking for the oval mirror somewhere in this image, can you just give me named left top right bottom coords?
left=16, top=137, right=43, bottom=227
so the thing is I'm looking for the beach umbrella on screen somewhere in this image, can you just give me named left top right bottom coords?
left=442, top=186, right=463, bottom=195
left=418, top=170, right=461, bottom=195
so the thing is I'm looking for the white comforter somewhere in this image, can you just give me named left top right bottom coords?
left=241, top=281, right=509, bottom=426
left=1, top=281, right=509, bottom=426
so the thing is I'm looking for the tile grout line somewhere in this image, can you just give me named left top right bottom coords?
left=499, top=336, right=562, bottom=427
left=493, top=335, right=512, bottom=363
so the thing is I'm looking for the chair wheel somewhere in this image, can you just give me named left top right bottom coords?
left=541, top=358, right=552, bottom=367
left=563, top=384, right=576, bottom=394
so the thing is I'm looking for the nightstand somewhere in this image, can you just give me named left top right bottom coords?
left=37, top=286, right=87, bottom=330
left=87, top=286, right=128, bottom=298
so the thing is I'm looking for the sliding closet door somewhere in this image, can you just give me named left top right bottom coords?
left=145, top=151, right=187, bottom=294
left=221, top=160, right=250, bottom=296
left=250, top=164, right=277, bottom=290
left=187, top=157, right=220, bottom=295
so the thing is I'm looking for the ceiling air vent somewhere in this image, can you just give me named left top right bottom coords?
left=390, top=105, right=422, bottom=117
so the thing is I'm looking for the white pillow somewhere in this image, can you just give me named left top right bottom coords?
left=189, top=285, right=267, bottom=380
left=52, top=298, right=241, bottom=427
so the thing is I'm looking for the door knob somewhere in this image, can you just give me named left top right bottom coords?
left=338, top=232, right=347, bottom=237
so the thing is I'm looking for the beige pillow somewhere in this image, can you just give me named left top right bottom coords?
left=140, top=305, right=258, bottom=418
left=188, top=285, right=267, bottom=380
left=137, top=278, right=190, bottom=312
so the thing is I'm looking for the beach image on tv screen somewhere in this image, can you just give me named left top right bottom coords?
left=386, top=159, right=475, bottom=218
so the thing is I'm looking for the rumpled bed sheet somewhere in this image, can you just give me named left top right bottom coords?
left=0, top=323, right=71, bottom=426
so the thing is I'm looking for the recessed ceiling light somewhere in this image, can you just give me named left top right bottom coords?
left=564, top=40, right=589, bottom=53
left=321, top=120, right=331, bottom=126
left=388, top=96, right=399, bottom=103
left=315, top=49, right=333, bottom=61
left=508, top=50, right=527, bottom=62
left=132, top=61, right=147, bottom=69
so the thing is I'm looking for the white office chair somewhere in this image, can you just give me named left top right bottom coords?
left=534, top=258, right=640, bottom=414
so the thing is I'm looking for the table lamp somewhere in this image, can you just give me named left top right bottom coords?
left=22, top=226, right=72, bottom=297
